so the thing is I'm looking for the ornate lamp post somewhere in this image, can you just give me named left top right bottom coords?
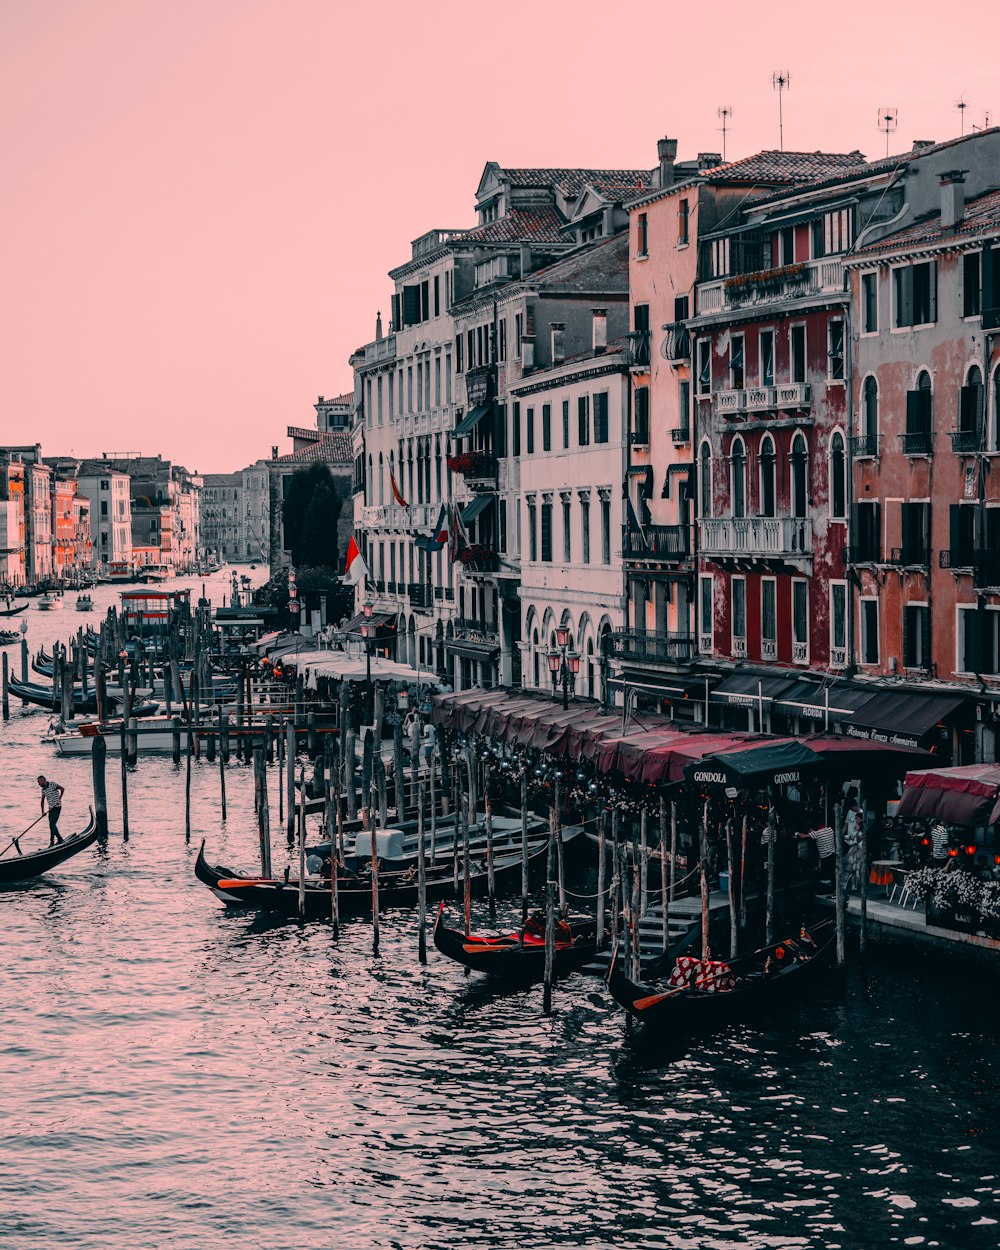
left=547, top=625, right=580, bottom=710
left=360, top=595, right=375, bottom=722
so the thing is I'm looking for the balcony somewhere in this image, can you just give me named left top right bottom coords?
left=940, top=548, right=974, bottom=570
left=622, top=524, right=690, bottom=561
left=975, top=552, right=1000, bottom=589
left=612, top=630, right=695, bottom=665
left=454, top=617, right=500, bottom=647
left=408, top=582, right=433, bottom=610
left=901, top=431, right=933, bottom=456
left=630, top=416, right=650, bottom=447
left=456, top=544, right=500, bottom=574
left=745, top=386, right=776, bottom=412
left=844, top=544, right=882, bottom=565
left=662, top=322, right=690, bottom=361
left=775, top=383, right=811, bottom=410
left=984, top=307, right=1000, bottom=331
left=850, top=433, right=880, bottom=458
left=716, top=389, right=745, bottom=417
left=700, top=516, right=812, bottom=565
left=364, top=334, right=396, bottom=365
left=698, top=259, right=846, bottom=316
left=761, top=638, right=777, bottom=660
left=447, top=451, right=498, bottom=491
left=889, top=546, right=930, bottom=569
left=625, top=330, right=651, bottom=369
left=950, top=429, right=982, bottom=455
left=670, top=426, right=691, bottom=446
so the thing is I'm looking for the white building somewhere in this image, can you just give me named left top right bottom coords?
left=76, top=462, right=133, bottom=572
left=240, top=460, right=270, bottom=562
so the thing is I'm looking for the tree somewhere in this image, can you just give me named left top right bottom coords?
left=282, top=462, right=342, bottom=570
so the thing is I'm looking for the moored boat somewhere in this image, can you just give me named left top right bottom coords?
left=0, top=808, right=100, bottom=883
left=606, top=919, right=836, bottom=1032
left=433, top=902, right=600, bottom=979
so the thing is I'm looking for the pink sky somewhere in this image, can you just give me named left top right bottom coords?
left=1, top=0, right=996, bottom=473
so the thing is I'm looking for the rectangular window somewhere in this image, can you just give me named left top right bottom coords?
left=514, top=313, right=523, bottom=359
left=678, top=198, right=689, bottom=245
left=964, top=252, right=982, bottom=318
left=759, top=330, right=774, bottom=386
left=730, top=333, right=745, bottom=389
left=632, top=387, right=649, bottom=445
left=637, top=212, right=648, bottom=257
left=853, top=501, right=882, bottom=562
left=527, top=502, right=537, bottom=562
left=499, top=499, right=507, bottom=553
left=562, top=499, right=571, bottom=562
left=542, top=404, right=551, bottom=452
left=445, top=352, right=452, bottom=402
left=699, top=575, right=714, bottom=649
left=894, top=262, right=937, bottom=327
left=761, top=579, right=777, bottom=650
left=415, top=363, right=423, bottom=412
left=732, top=577, right=746, bottom=641
left=674, top=294, right=689, bottom=321
left=678, top=381, right=691, bottom=435
left=581, top=498, right=590, bottom=563
left=578, top=395, right=590, bottom=446
left=830, top=582, right=847, bottom=658
left=861, top=598, right=879, bottom=665
left=540, top=501, right=553, bottom=563
left=526, top=407, right=535, bottom=455
left=562, top=400, right=570, bottom=449
left=434, top=356, right=441, bottom=407
left=601, top=498, right=611, bottom=564
left=100, top=500, right=108, bottom=517
left=862, top=272, right=878, bottom=333
left=903, top=603, right=931, bottom=670
left=433, top=275, right=440, bottom=317
left=512, top=403, right=521, bottom=458
left=455, top=335, right=464, bottom=373
left=467, top=329, right=475, bottom=368
left=792, top=580, right=809, bottom=659
left=498, top=318, right=507, bottom=361
left=828, top=320, right=845, bottom=381
left=950, top=503, right=976, bottom=566
left=420, top=280, right=429, bottom=322
left=593, top=392, right=609, bottom=444
left=780, top=227, right=795, bottom=266
left=697, top=339, right=711, bottom=395
left=901, top=501, right=931, bottom=566
left=790, top=325, right=806, bottom=383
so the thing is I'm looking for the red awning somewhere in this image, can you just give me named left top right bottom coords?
left=639, top=732, right=758, bottom=784
left=897, top=764, right=1000, bottom=828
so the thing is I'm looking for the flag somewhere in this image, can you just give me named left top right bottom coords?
left=624, top=494, right=648, bottom=551
left=431, top=504, right=448, bottom=546
left=448, top=501, right=469, bottom=563
left=389, top=469, right=408, bottom=508
left=343, top=534, right=368, bottom=586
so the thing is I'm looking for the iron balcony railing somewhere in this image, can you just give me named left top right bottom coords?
left=900, top=431, right=933, bottom=456
left=622, top=524, right=690, bottom=560
left=940, top=548, right=974, bottom=570
left=850, top=433, right=880, bottom=458
left=888, top=545, right=931, bottom=568
left=950, top=429, right=982, bottom=454
left=611, top=630, right=695, bottom=665
left=408, top=582, right=433, bottom=609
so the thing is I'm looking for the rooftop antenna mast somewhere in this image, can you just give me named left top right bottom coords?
left=972, top=109, right=991, bottom=133
left=957, top=94, right=968, bottom=135
left=877, top=107, right=898, bottom=158
left=772, top=72, right=791, bottom=151
left=717, top=105, right=734, bottom=162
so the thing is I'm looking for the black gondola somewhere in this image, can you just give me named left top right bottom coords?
left=606, top=919, right=836, bottom=1031
left=0, top=808, right=100, bottom=884
left=6, top=672, right=159, bottom=718
left=0, top=603, right=26, bottom=618
left=194, top=830, right=581, bottom=920
left=433, top=902, right=600, bottom=980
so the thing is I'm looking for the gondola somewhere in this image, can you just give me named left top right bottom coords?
left=0, top=630, right=20, bottom=645
left=0, top=603, right=26, bottom=618
left=6, top=672, right=159, bottom=717
left=606, top=919, right=836, bottom=1032
left=0, top=807, right=99, bottom=883
left=433, top=902, right=600, bottom=979
left=194, top=829, right=579, bottom=920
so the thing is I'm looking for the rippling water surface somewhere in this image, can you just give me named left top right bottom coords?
left=2, top=576, right=999, bottom=1249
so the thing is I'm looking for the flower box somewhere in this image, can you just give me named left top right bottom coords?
left=926, top=900, right=980, bottom=934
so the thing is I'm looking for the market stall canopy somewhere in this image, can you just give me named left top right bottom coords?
left=640, top=732, right=756, bottom=784
left=803, top=734, right=930, bottom=776
left=842, top=689, right=968, bottom=749
left=684, top=739, right=820, bottom=789
left=897, top=764, right=1000, bottom=827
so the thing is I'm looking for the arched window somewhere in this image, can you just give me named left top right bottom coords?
left=378, top=453, right=385, bottom=506
left=698, top=440, right=712, bottom=518
left=863, top=376, right=879, bottom=442
left=829, top=431, right=846, bottom=520
left=587, top=637, right=595, bottom=699
left=961, top=365, right=984, bottom=438
left=759, top=434, right=776, bottom=518
left=532, top=629, right=539, bottom=687
left=791, top=432, right=809, bottom=519
left=731, top=437, right=746, bottom=519
left=367, top=455, right=373, bottom=505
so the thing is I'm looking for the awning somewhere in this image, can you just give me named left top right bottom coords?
left=341, top=610, right=395, bottom=634
left=453, top=402, right=492, bottom=437
left=685, top=739, right=821, bottom=790
left=897, top=765, right=1000, bottom=828
left=460, top=495, right=493, bottom=526
left=446, top=640, right=500, bottom=662
left=711, top=671, right=800, bottom=707
left=803, top=734, right=930, bottom=777
left=773, top=679, right=878, bottom=722
left=640, top=732, right=754, bottom=785
left=610, top=672, right=710, bottom=700
left=842, top=690, right=968, bottom=749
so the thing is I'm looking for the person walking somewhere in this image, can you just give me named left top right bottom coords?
left=37, top=775, right=65, bottom=846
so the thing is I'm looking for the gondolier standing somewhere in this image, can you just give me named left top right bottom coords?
left=37, top=776, right=65, bottom=845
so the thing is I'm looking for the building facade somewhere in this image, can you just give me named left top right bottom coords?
left=202, top=473, right=242, bottom=560
left=76, top=463, right=133, bottom=573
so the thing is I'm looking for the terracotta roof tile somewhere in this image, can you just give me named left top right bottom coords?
left=272, top=431, right=353, bottom=467
left=700, top=149, right=866, bottom=184
left=456, top=206, right=568, bottom=245
left=501, top=167, right=652, bottom=197
left=857, top=187, right=1000, bottom=256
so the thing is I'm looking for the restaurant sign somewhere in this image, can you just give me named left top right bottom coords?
left=841, top=723, right=921, bottom=749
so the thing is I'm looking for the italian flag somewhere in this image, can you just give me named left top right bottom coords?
left=343, top=535, right=369, bottom=586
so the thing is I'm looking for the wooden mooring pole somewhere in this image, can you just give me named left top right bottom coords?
left=91, top=733, right=109, bottom=838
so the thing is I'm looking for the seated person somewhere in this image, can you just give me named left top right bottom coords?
left=523, top=909, right=546, bottom=939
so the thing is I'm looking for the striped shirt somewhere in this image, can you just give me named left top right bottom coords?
left=809, top=826, right=836, bottom=859
left=931, top=823, right=949, bottom=860
left=42, top=782, right=62, bottom=810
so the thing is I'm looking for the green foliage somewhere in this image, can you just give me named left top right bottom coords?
left=282, top=462, right=342, bottom=570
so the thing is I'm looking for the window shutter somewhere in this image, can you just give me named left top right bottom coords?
left=984, top=246, right=998, bottom=314
left=928, top=262, right=937, bottom=322
left=905, top=391, right=919, bottom=435
left=391, top=293, right=402, bottom=332
left=402, top=286, right=420, bottom=325
left=921, top=606, right=932, bottom=669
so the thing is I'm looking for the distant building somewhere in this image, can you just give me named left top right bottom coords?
left=201, top=473, right=242, bottom=560
left=96, top=454, right=202, bottom=573
left=240, top=460, right=270, bottom=562
left=74, top=462, right=133, bottom=572
left=0, top=455, right=26, bottom=587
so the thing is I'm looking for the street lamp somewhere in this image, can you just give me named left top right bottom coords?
left=360, top=595, right=375, bottom=721
left=547, top=628, right=580, bottom=710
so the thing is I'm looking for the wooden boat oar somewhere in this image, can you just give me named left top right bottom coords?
left=0, top=811, right=48, bottom=858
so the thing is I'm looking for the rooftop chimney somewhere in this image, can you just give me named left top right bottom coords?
left=657, top=137, right=678, bottom=188
left=550, top=323, right=565, bottom=364
left=592, top=309, right=607, bottom=354
left=697, top=153, right=722, bottom=169
left=911, top=139, right=935, bottom=151
left=940, top=170, right=966, bottom=230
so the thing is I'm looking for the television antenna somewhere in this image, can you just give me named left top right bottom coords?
left=772, top=72, right=791, bottom=151
left=957, top=94, right=968, bottom=135
left=717, top=106, right=734, bottom=161
left=877, top=107, right=898, bottom=157
left=972, top=110, right=991, bottom=133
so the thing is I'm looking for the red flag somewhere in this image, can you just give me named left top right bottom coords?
left=343, top=535, right=369, bottom=586
left=389, top=469, right=408, bottom=508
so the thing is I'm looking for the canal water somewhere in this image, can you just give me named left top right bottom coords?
left=1, top=574, right=998, bottom=1250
